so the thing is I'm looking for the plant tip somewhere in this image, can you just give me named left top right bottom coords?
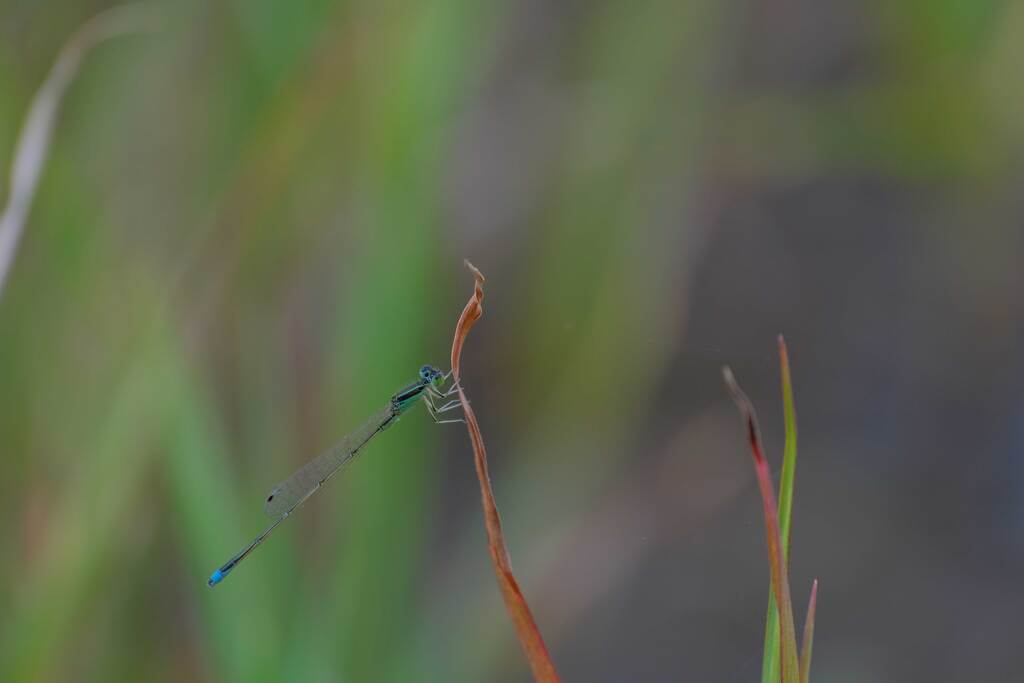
left=464, top=259, right=484, bottom=281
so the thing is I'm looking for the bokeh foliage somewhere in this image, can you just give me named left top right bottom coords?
left=2, top=1, right=1024, bottom=681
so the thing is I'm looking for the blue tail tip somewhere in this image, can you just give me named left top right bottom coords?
left=207, top=569, right=225, bottom=587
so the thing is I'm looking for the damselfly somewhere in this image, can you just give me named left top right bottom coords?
left=207, top=365, right=461, bottom=587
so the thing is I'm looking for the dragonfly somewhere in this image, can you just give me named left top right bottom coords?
left=207, top=364, right=462, bottom=587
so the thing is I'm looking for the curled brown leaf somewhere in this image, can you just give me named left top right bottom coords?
left=450, top=260, right=561, bottom=683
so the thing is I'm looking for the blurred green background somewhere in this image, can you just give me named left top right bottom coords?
left=2, top=1, right=1024, bottom=680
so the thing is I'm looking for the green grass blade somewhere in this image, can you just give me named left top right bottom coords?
left=762, top=335, right=799, bottom=683
left=0, top=347, right=172, bottom=681
left=164, top=357, right=282, bottom=682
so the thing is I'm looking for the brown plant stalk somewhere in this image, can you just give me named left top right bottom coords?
left=449, top=260, right=561, bottom=683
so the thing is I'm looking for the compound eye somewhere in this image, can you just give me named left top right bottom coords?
left=419, top=365, right=433, bottom=380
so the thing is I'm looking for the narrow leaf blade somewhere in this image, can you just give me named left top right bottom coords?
left=763, top=335, right=800, bottom=683
left=799, top=580, right=818, bottom=683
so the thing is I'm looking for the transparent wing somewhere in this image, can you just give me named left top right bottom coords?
left=263, top=405, right=394, bottom=519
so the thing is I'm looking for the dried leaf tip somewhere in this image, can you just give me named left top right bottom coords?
left=778, top=334, right=791, bottom=370
left=721, top=365, right=744, bottom=406
left=722, top=366, right=765, bottom=465
left=464, top=258, right=485, bottom=284
left=451, top=260, right=486, bottom=380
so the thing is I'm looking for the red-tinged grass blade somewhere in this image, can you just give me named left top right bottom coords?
left=450, top=261, right=561, bottom=683
left=762, top=335, right=799, bottom=683
left=723, top=367, right=800, bottom=683
left=799, top=580, right=818, bottom=683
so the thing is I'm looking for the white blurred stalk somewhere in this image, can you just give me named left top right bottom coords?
left=0, top=4, right=158, bottom=301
